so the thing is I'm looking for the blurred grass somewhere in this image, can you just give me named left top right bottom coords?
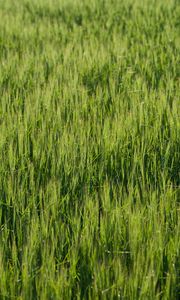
left=0, top=0, right=180, bottom=299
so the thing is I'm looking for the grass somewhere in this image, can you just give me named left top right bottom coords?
left=0, top=0, right=179, bottom=299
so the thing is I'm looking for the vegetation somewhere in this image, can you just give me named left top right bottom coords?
left=0, top=0, right=179, bottom=299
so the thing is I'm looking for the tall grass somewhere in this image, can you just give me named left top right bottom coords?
left=0, top=0, right=179, bottom=299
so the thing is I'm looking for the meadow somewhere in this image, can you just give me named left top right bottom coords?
left=0, top=0, right=180, bottom=299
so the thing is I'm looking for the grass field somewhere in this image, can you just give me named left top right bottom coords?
left=0, top=0, right=180, bottom=299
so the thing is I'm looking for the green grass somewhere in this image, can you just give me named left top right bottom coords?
left=0, top=0, right=180, bottom=299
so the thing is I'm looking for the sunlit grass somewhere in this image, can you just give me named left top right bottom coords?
left=0, top=0, right=179, bottom=299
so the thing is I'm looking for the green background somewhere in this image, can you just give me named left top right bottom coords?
left=0, top=0, right=179, bottom=299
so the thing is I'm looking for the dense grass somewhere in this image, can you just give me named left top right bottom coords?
left=0, top=0, right=180, bottom=299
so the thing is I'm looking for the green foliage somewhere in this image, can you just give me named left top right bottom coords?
left=0, top=0, right=179, bottom=299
